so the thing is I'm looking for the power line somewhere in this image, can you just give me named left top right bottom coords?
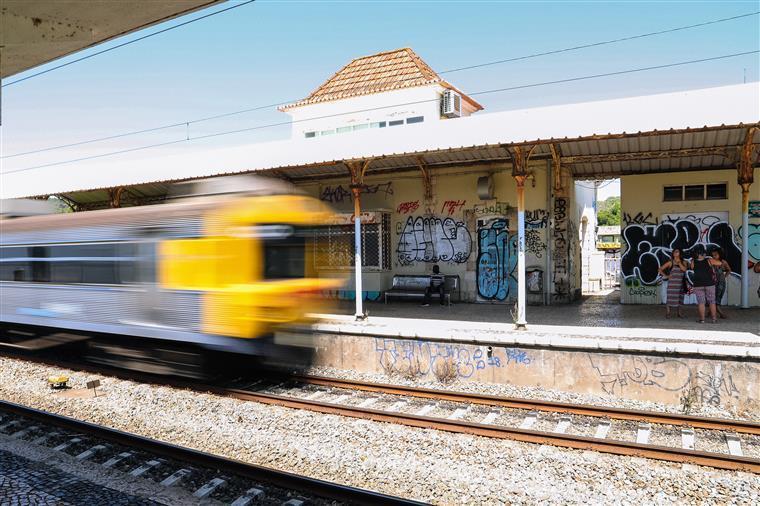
left=3, top=10, right=757, bottom=159
left=439, top=11, right=759, bottom=74
left=1, top=0, right=256, bottom=88
left=3, top=50, right=756, bottom=176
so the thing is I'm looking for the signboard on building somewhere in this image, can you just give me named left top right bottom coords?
left=750, top=201, right=760, bottom=218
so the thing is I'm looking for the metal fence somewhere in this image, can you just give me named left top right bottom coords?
left=604, top=255, right=621, bottom=288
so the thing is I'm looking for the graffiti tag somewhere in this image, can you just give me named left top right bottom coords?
left=396, top=216, right=472, bottom=265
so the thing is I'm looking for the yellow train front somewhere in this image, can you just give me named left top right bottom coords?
left=0, top=176, right=341, bottom=377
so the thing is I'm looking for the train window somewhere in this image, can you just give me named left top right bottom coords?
left=0, top=246, right=49, bottom=282
left=263, top=234, right=305, bottom=279
left=0, top=247, right=30, bottom=281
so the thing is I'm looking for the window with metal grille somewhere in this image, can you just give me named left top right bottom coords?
left=314, top=213, right=390, bottom=270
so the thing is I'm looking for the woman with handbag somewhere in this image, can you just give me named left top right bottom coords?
left=658, top=248, right=687, bottom=319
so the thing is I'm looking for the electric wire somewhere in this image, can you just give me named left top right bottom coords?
left=3, top=50, right=756, bottom=176
left=3, top=10, right=757, bottom=159
left=1, top=0, right=257, bottom=88
left=441, top=11, right=759, bottom=74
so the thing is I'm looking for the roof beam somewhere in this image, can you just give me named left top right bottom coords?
left=562, top=146, right=730, bottom=164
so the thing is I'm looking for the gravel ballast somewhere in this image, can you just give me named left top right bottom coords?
left=1, top=357, right=758, bottom=505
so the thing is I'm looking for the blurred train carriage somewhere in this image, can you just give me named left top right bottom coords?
left=0, top=176, right=341, bottom=377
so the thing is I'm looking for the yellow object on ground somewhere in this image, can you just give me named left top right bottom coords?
left=47, top=375, right=69, bottom=388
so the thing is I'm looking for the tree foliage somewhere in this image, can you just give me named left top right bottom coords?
left=597, top=196, right=621, bottom=226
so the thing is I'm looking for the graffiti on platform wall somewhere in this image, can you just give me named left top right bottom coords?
left=396, top=201, right=420, bottom=214
left=624, top=277, right=658, bottom=298
left=552, top=197, right=570, bottom=300
left=623, top=212, right=658, bottom=226
left=320, top=182, right=394, bottom=203
left=587, top=354, right=740, bottom=407
left=525, top=209, right=549, bottom=229
left=738, top=223, right=760, bottom=261
left=473, top=202, right=512, bottom=215
left=621, top=212, right=742, bottom=286
left=396, top=216, right=472, bottom=265
left=525, top=229, right=546, bottom=258
left=375, top=338, right=532, bottom=379
left=441, top=200, right=466, bottom=216
left=320, top=185, right=351, bottom=203
left=476, top=219, right=518, bottom=301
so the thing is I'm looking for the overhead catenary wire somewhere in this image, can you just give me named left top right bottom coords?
left=439, top=11, right=760, bottom=74
left=2, top=49, right=757, bottom=176
left=3, top=10, right=758, bottom=160
left=0, top=0, right=257, bottom=88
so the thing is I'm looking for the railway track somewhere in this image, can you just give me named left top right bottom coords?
left=0, top=399, right=423, bottom=505
left=218, top=375, right=760, bottom=474
left=2, top=350, right=759, bottom=474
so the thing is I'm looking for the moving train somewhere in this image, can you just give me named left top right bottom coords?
left=0, top=176, right=340, bottom=377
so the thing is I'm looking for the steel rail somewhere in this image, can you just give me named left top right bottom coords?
left=0, top=399, right=424, bottom=506
left=293, top=374, right=760, bottom=436
left=210, top=386, right=760, bottom=474
left=2, top=350, right=758, bottom=473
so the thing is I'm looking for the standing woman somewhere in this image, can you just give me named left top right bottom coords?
left=710, top=247, right=731, bottom=318
left=690, top=245, right=720, bottom=323
left=658, top=248, right=687, bottom=318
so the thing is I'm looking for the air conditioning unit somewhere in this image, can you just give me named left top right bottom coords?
left=441, top=89, right=462, bottom=118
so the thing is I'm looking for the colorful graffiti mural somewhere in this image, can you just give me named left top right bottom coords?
left=476, top=219, right=517, bottom=301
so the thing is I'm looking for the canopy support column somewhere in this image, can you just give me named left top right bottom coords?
left=738, top=127, right=757, bottom=309
left=507, top=145, right=536, bottom=329
left=346, top=159, right=372, bottom=320
left=108, top=187, right=124, bottom=208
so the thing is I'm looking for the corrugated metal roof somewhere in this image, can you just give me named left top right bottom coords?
left=3, top=83, right=758, bottom=200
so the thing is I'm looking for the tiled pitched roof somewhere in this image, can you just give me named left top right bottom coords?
left=280, top=47, right=482, bottom=111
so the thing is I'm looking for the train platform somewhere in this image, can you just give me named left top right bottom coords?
left=305, top=290, right=760, bottom=413
left=318, top=290, right=759, bottom=357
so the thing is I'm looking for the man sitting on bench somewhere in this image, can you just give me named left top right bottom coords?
left=422, top=265, right=445, bottom=307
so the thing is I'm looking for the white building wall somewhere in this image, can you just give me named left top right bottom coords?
left=284, top=85, right=457, bottom=140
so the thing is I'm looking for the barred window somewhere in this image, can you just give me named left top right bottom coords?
left=315, top=213, right=391, bottom=270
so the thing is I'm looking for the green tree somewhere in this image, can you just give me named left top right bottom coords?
left=597, top=196, right=621, bottom=226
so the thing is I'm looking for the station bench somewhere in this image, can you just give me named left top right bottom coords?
left=384, top=275, right=460, bottom=306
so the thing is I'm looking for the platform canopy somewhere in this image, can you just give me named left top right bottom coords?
left=2, top=83, right=759, bottom=207
left=1, top=0, right=223, bottom=79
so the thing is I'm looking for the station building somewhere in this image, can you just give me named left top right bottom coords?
left=4, top=48, right=759, bottom=311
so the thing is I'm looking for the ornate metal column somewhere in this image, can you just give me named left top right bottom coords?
left=346, top=159, right=373, bottom=320
left=507, top=144, right=537, bottom=329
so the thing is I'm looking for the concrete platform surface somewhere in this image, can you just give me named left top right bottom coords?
left=314, top=291, right=759, bottom=358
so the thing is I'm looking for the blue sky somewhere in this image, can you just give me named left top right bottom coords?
left=1, top=0, right=758, bottom=180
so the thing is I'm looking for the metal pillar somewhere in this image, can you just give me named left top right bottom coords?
left=346, top=159, right=372, bottom=320
left=351, top=186, right=364, bottom=319
left=507, top=144, right=536, bottom=329
left=515, top=175, right=527, bottom=328
left=738, top=127, right=757, bottom=309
